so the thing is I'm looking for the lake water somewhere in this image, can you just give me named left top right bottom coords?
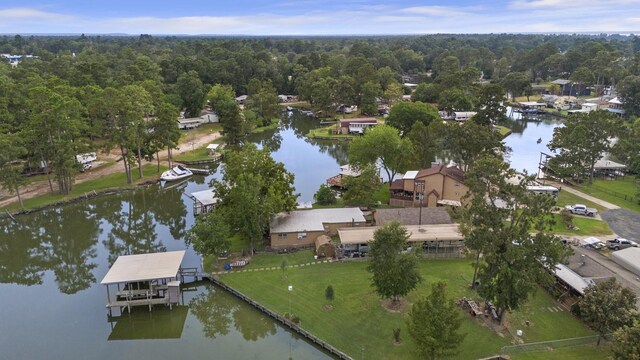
left=0, top=110, right=558, bottom=359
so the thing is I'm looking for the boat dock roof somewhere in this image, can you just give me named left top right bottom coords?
left=100, top=251, right=186, bottom=285
left=191, top=189, right=219, bottom=206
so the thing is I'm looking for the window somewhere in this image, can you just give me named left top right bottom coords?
left=454, top=182, right=460, bottom=187
left=278, top=233, right=287, bottom=240
left=297, top=232, right=307, bottom=240
left=455, top=192, right=460, bottom=196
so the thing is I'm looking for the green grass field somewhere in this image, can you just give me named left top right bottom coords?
left=178, top=123, right=222, bottom=142
left=555, top=189, right=606, bottom=213
left=512, top=344, right=610, bottom=360
left=2, top=164, right=167, bottom=211
left=577, top=177, right=640, bottom=213
left=549, top=214, right=613, bottom=236
left=220, top=257, right=597, bottom=360
left=306, top=125, right=354, bottom=139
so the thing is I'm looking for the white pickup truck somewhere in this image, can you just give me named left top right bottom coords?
left=565, top=204, right=598, bottom=217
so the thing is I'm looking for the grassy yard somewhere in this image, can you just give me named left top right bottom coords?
left=2, top=164, right=167, bottom=211
left=173, top=139, right=224, bottom=163
left=549, top=214, right=613, bottom=236
left=495, top=125, right=512, bottom=137
left=178, top=123, right=222, bottom=143
left=512, top=344, right=610, bottom=360
left=220, top=257, right=596, bottom=360
left=555, top=190, right=606, bottom=213
left=576, top=177, right=640, bottom=213
left=306, top=125, right=353, bottom=139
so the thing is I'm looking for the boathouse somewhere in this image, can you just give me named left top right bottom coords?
left=101, top=251, right=186, bottom=314
left=190, top=189, right=218, bottom=215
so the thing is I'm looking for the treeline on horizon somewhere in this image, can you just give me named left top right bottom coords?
left=1, top=33, right=640, bottom=200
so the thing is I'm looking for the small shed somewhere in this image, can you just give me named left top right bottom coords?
left=191, top=189, right=218, bottom=215
left=315, top=235, right=336, bottom=258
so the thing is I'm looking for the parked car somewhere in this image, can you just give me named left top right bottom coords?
left=565, top=204, right=598, bottom=217
left=607, top=238, right=638, bottom=251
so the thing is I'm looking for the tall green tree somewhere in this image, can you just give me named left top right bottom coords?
left=367, top=222, right=422, bottom=303
left=26, top=86, right=87, bottom=194
left=502, top=72, right=531, bottom=101
left=612, top=319, right=640, bottom=360
left=209, top=144, right=297, bottom=253
left=386, top=101, right=439, bottom=136
left=122, top=84, right=153, bottom=179
left=176, top=70, right=207, bottom=118
left=549, top=110, right=621, bottom=184
left=0, top=132, right=28, bottom=207
left=349, top=125, right=412, bottom=182
left=187, top=210, right=231, bottom=257
left=438, top=88, right=474, bottom=112
left=360, top=80, right=381, bottom=115
left=217, top=97, right=246, bottom=146
left=407, top=120, right=443, bottom=169
left=473, top=84, right=507, bottom=126
left=150, top=102, right=181, bottom=169
left=102, top=87, right=136, bottom=184
left=460, top=155, right=566, bottom=322
left=578, top=278, right=637, bottom=345
left=342, top=165, right=381, bottom=207
left=407, top=282, right=465, bottom=360
left=443, top=120, right=504, bottom=172
left=246, top=80, right=280, bottom=122
left=618, top=75, right=640, bottom=117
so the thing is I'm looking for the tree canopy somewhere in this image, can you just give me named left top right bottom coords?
left=367, top=222, right=422, bottom=302
left=348, top=125, right=412, bottom=182
left=386, top=101, right=439, bottom=136
left=407, top=281, right=465, bottom=360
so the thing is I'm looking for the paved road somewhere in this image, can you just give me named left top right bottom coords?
left=601, top=209, right=640, bottom=242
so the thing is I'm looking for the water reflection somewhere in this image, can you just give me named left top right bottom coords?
left=107, top=305, right=189, bottom=340
left=0, top=220, right=48, bottom=286
left=189, top=284, right=277, bottom=342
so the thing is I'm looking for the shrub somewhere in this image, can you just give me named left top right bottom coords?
left=325, top=285, right=334, bottom=301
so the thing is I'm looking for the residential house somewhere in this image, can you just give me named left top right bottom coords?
left=607, top=97, right=625, bottom=117
left=336, top=117, right=378, bottom=135
left=326, top=164, right=361, bottom=189
left=439, top=111, right=477, bottom=121
left=551, top=79, right=590, bottom=96
left=269, top=208, right=367, bottom=249
left=389, top=164, right=468, bottom=208
left=373, top=207, right=452, bottom=226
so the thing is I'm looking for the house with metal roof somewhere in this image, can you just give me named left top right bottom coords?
left=269, top=208, right=366, bottom=249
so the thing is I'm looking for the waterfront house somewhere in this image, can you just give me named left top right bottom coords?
left=336, top=117, right=378, bottom=135
left=607, top=97, right=625, bottom=117
left=326, top=164, right=361, bottom=189
left=389, top=164, right=467, bottom=208
left=269, top=208, right=366, bottom=249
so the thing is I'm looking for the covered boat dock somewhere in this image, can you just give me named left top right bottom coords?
left=100, top=251, right=186, bottom=315
left=190, top=189, right=218, bottom=215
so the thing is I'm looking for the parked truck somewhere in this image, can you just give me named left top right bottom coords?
left=564, top=204, right=598, bottom=217
left=607, top=238, right=638, bottom=251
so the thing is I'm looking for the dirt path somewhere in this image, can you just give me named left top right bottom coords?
left=0, top=131, right=222, bottom=208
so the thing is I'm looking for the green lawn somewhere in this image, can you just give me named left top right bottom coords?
left=556, top=190, right=606, bottom=213
left=512, top=344, right=610, bottom=360
left=173, top=140, right=224, bottom=163
left=576, top=177, right=640, bottom=213
left=220, top=258, right=595, bottom=360
left=178, top=123, right=222, bottom=143
left=2, top=164, right=167, bottom=211
left=495, top=125, right=512, bottom=137
left=549, top=214, right=613, bottom=236
left=306, top=125, right=353, bottom=139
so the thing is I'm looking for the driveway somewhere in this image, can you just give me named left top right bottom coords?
left=601, top=209, right=640, bottom=242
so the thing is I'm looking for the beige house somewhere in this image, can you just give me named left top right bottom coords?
left=389, top=165, right=468, bottom=208
left=269, top=208, right=367, bottom=249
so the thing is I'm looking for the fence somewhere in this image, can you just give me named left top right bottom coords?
left=500, top=334, right=609, bottom=356
left=582, top=182, right=637, bottom=204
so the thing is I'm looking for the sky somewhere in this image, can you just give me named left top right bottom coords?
left=1, top=0, right=639, bottom=35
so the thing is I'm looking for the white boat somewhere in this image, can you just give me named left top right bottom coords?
left=161, top=165, right=193, bottom=182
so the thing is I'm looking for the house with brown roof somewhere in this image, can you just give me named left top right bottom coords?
left=389, top=164, right=468, bottom=208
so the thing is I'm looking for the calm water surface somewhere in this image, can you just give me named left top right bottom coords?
left=0, top=111, right=555, bottom=359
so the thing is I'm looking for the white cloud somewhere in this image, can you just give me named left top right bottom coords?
left=398, top=5, right=475, bottom=17
left=0, top=7, right=73, bottom=21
